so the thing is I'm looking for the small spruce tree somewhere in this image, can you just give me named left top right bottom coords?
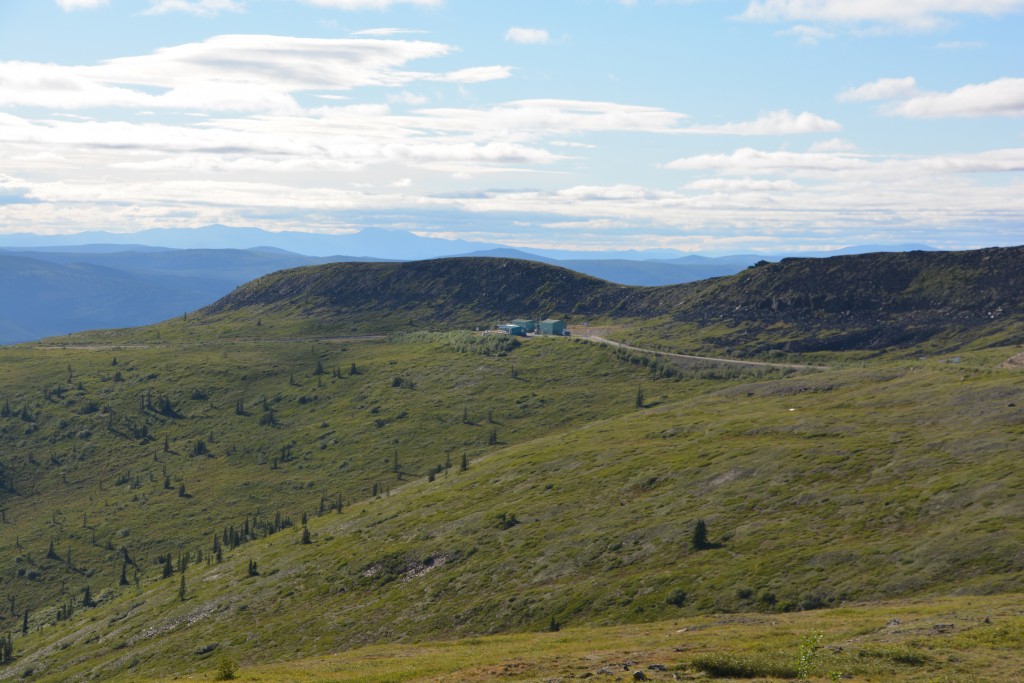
left=691, top=518, right=712, bottom=551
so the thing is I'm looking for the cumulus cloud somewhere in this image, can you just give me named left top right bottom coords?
left=145, top=0, right=244, bottom=16
left=55, top=0, right=108, bottom=10
left=838, top=77, right=918, bottom=102
left=505, top=27, right=551, bottom=44
left=684, top=110, right=841, bottom=135
left=742, top=0, right=1024, bottom=30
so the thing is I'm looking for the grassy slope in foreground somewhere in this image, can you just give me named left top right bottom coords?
left=2, top=333, right=748, bottom=627
left=6, top=343, right=1023, bottom=682
left=148, top=593, right=1023, bottom=682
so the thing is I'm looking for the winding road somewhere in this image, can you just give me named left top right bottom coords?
left=575, top=335, right=828, bottom=371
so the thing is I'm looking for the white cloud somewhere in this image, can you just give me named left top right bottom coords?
left=413, top=99, right=688, bottom=138
left=895, top=77, right=1024, bottom=117
left=388, top=91, right=428, bottom=105
left=810, top=137, right=856, bottom=152
left=742, top=0, right=1024, bottom=30
left=665, top=147, right=868, bottom=173
left=0, top=35, right=481, bottom=112
left=684, top=110, right=841, bottom=135
left=145, top=0, right=244, bottom=16
left=55, top=0, right=108, bottom=10
left=838, top=77, right=918, bottom=102
left=4, top=144, right=1024, bottom=250
left=0, top=105, right=565, bottom=179
left=303, top=0, right=443, bottom=9
left=776, top=24, right=835, bottom=44
left=685, top=178, right=799, bottom=192
left=551, top=141, right=596, bottom=149
left=392, top=178, right=413, bottom=187
left=665, top=146, right=1024, bottom=177
left=426, top=66, right=514, bottom=84
left=839, top=76, right=1024, bottom=118
left=504, top=27, right=551, bottom=45
left=557, top=184, right=659, bottom=201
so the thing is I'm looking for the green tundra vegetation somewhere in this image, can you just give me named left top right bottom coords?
left=0, top=253, right=1022, bottom=681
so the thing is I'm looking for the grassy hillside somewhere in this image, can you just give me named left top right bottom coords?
left=1, top=334, right=1021, bottom=680
left=1, top=248, right=1022, bottom=681
left=0, top=332, right=768, bottom=653
left=145, top=593, right=1023, bottom=682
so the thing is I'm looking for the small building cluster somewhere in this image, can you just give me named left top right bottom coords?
left=494, top=318, right=568, bottom=337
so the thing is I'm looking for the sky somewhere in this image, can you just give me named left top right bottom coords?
left=0, top=0, right=1022, bottom=254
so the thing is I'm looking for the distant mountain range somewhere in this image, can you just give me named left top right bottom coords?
left=0, top=224, right=941, bottom=344
left=0, top=224, right=936, bottom=261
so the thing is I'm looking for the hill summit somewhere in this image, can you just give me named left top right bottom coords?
left=202, top=247, right=1024, bottom=353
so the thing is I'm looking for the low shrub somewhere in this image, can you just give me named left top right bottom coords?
left=691, top=652, right=798, bottom=679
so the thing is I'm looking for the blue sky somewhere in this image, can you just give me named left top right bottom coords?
left=0, top=0, right=1022, bottom=253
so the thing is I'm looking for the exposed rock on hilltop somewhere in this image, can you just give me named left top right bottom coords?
left=670, top=247, right=1024, bottom=352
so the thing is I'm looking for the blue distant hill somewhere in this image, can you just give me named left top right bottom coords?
left=0, top=226, right=945, bottom=343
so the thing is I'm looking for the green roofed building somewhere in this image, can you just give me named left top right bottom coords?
left=538, top=319, right=567, bottom=336
left=511, top=319, right=537, bottom=333
left=498, top=324, right=527, bottom=337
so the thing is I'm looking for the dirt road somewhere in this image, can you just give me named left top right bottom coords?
left=577, top=335, right=828, bottom=371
